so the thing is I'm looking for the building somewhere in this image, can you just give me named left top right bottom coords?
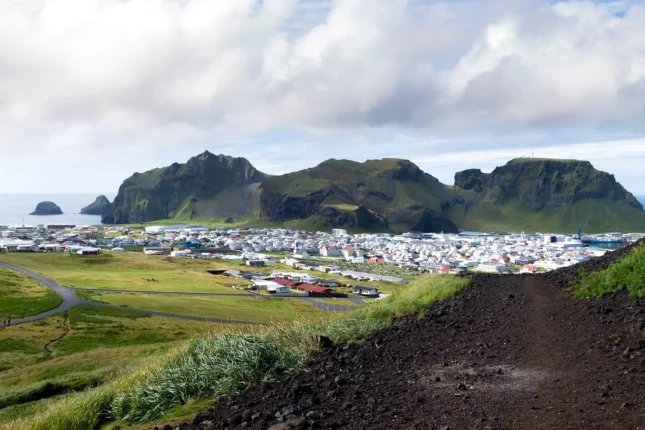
left=332, top=229, right=347, bottom=237
left=320, top=246, right=341, bottom=257
left=296, top=284, right=333, bottom=294
left=246, top=260, right=265, bottom=267
left=353, top=286, right=379, bottom=297
left=319, top=279, right=340, bottom=287
left=476, top=263, right=507, bottom=273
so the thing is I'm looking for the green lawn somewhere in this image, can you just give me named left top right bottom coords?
left=313, top=298, right=359, bottom=306
left=0, top=253, right=248, bottom=294
left=82, top=292, right=328, bottom=323
left=0, top=266, right=62, bottom=320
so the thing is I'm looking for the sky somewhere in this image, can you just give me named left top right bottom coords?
left=2, top=0, right=645, bottom=195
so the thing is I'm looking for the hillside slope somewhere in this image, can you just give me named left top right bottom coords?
left=173, top=244, right=645, bottom=430
left=260, top=158, right=464, bottom=233
left=451, top=158, right=645, bottom=233
left=102, top=152, right=264, bottom=224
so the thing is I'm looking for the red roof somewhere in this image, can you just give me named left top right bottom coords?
left=297, top=284, right=332, bottom=294
left=341, top=246, right=354, bottom=251
left=273, top=278, right=297, bottom=287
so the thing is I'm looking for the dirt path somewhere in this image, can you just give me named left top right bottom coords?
left=43, top=312, right=69, bottom=356
left=179, top=274, right=645, bottom=430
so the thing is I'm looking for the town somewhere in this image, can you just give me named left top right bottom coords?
left=2, top=223, right=642, bottom=278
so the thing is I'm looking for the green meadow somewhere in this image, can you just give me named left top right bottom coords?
left=0, top=266, right=63, bottom=320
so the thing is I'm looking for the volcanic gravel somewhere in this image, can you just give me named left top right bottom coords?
left=160, top=243, right=645, bottom=430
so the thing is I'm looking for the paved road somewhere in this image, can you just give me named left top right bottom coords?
left=0, top=261, right=260, bottom=326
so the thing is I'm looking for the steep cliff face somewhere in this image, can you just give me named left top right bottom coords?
left=102, top=152, right=264, bottom=224
left=260, top=158, right=462, bottom=233
left=453, top=158, right=645, bottom=233
left=81, top=195, right=111, bottom=215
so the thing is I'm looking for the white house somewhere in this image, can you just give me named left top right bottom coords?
left=293, top=249, right=309, bottom=259
left=320, top=246, right=341, bottom=257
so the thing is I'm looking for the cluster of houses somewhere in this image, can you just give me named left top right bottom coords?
left=216, top=268, right=380, bottom=297
left=1, top=223, right=643, bottom=275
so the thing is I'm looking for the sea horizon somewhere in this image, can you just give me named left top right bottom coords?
left=0, top=193, right=115, bottom=226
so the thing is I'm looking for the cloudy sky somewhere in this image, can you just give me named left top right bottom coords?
left=2, top=0, right=645, bottom=195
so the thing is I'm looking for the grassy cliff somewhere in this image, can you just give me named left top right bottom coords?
left=102, top=152, right=264, bottom=224
left=452, top=158, right=645, bottom=233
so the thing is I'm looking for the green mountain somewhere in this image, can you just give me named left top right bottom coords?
left=260, top=158, right=463, bottom=232
left=30, top=201, right=63, bottom=216
left=103, top=154, right=645, bottom=234
left=450, top=158, right=645, bottom=233
left=101, top=152, right=264, bottom=224
left=80, top=195, right=111, bottom=215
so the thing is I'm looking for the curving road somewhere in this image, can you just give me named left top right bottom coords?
left=0, top=261, right=261, bottom=326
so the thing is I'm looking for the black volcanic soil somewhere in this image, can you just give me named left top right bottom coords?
left=162, top=245, right=645, bottom=430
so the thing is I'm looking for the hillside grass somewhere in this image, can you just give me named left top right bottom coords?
left=450, top=199, right=645, bottom=234
left=0, top=266, right=62, bottom=319
left=0, top=307, right=223, bottom=424
left=4, top=274, right=467, bottom=429
left=574, top=243, right=645, bottom=299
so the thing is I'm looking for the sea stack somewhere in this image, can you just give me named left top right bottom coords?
left=30, top=201, right=63, bottom=216
left=81, top=195, right=111, bottom=215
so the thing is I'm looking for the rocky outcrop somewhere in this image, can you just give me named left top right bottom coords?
left=454, top=169, right=489, bottom=192
left=80, top=195, right=111, bottom=215
left=30, top=201, right=63, bottom=216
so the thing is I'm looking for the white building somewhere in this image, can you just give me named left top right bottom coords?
left=476, top=263, right=507, bottom=273
left=332, top=229, right=347, bottom=237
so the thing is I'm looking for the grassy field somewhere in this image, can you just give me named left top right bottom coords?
left=0, top=251, right=448, bottom=429
left=80, top=292, right=329, bottom=322
left=1, top=274, right=468, bottom=429
left=0, top=253, right=250, bottom=294
left=0, top=266, right=62, bottom=320
left=575, top=243, right=645, bottom=299
left=0, top=306, right=226, bottom=425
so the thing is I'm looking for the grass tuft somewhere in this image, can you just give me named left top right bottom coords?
left=574, top=243, right=645, bottom=299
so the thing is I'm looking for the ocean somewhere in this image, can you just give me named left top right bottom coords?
left=0, top=194, right=115, bottom=227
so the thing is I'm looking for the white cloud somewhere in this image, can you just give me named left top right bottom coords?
left=1, top=0, right=645, bottom=193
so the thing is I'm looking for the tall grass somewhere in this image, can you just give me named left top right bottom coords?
left=575, top=244, right=645, bottom=299
left=9, top=274, right=468, bottom=429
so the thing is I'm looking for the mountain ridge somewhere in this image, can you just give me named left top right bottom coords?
left=102, top=153, right=645, bottom=233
